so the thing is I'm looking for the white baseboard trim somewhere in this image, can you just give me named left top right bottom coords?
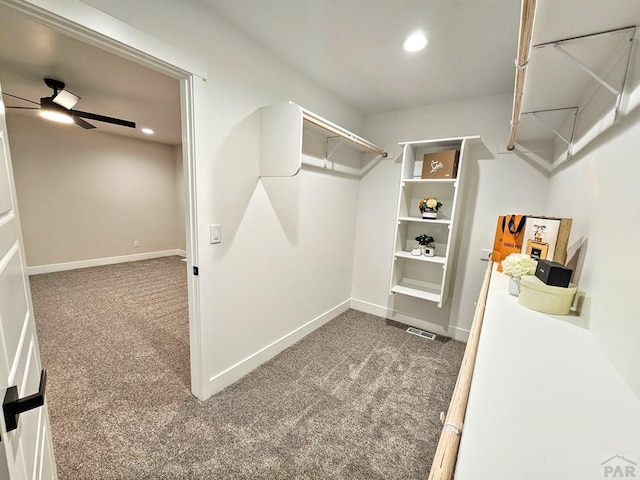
left=176, top=249, right=187, bottom=257
left=205, top=299, right=351, bottom=398
left=350, top=298, right=470, bottom=342
left=27, top=249, right=185, bottom=275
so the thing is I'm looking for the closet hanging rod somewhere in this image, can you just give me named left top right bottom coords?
left=507, top=0, right=538, bottom=151
left=532, top=25, right=635, bottom=50
left=301, top=109, right=388, bottom=158
left=521, top=106, right=579, bottom=115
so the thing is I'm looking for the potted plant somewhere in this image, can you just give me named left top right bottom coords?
left=501, top=253, right=538, bottom=296
left=418, top=197, right=443, bottom=219
left=415, top=234, right=436, bottom=257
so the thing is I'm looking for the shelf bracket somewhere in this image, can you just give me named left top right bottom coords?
left=533, top=26, right=636, bottom=115
left=530, top=112, right=571, bottom=145
left=553, top=44, right=621, bottom=99
left=521, top=106, right=578, bottom=151
left=325, top=136, right=344, bottom=164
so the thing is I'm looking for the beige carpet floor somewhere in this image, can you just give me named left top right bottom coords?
left=30, top=256, right=465, bottom=479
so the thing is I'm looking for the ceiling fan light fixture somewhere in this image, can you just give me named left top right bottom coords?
left=40, top=110, right=74, bottom=124
left=39, top=98, right=74, bottom=124
left=403, top=32, right=429, bottom=52
left=141, top=128, right=154, bottom=135
left=52, top=89, right=80, bottom=110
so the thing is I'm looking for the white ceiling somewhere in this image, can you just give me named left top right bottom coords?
left=202, top=0, right=522, bottom=114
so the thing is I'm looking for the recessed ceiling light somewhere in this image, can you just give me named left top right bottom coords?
left=403, top=32, right=429, bottom=52
left=142, top=128, right=154, bottom=135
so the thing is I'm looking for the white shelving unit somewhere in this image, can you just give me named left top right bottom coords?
left=259, top=102, right=386, bottom=177
left=389, top=136, right=479, bottom=308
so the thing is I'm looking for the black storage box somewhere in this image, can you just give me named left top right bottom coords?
left=535, top=259, right=573, bottom=288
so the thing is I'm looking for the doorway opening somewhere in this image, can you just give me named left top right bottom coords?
left=0, top=2, right=205, bottom=474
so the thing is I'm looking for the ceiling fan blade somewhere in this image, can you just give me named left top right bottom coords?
left=71, top=109, right=136, bottom=129
left=5, top=106, right=39, bottom=110
left=72, top=116, right=96, bottom=129
left=2, top=92, right=40, bottom=105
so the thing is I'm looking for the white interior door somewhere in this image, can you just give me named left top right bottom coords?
left=0, top=84, right=57, bottom=478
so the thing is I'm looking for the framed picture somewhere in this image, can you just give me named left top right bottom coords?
left=521, top=216, right=572, bottom=264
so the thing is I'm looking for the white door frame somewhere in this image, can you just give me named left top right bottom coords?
left=0, top=0, right=208, bottom=399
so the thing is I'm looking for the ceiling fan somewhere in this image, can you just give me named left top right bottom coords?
left=3, top=78, right=136, bottom=130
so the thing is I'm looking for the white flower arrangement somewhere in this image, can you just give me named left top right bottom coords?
left=418, top=197, right=442, bottom=212
left=501, top=253, right=537, bottom=279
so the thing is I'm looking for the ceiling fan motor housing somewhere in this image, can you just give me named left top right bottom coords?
left=44, top=78, right=65, bottom=95
left=40, top=96, right=66, bottom=113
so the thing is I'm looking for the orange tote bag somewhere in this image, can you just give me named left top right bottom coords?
left=496, top=214, right=527, bottom=271
left=491, top=215, right=505, bottom=263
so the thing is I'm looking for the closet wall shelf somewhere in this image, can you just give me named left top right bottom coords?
left=391, top=283, right=441, bottom=303
left=259, top=102, right=387, bottom=178
left=300, top=107, right=387, bottom=158
left=403, top=179, right=457, bottom=186
left=398, top=217, right=452, bottom=225
left=506, top=0, right=636, bottom=168
left=394, top=251, right=447, bottom=265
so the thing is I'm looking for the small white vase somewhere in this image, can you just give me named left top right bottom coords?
left=508, top=276, right=521, bottom=296
left=424, top=246, right=435, bottom=257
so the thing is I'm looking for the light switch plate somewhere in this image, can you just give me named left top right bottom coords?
left=210, top=224, right=221, bottom=244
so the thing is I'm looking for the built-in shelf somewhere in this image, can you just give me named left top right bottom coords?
left=390, top=136, right=481, bottom=308
left=398, top=217, right=452, bottom=225
left=259, top=102, right=387, bottom=177
left=391, top=281, right=442, bottom=303
left=402, top=179, right=457, bottom=186
left=394, top=251, right=446, bottom=264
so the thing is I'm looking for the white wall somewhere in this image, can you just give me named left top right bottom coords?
left=8, top=114, right=182, bottom=267
left=543, top=36, right=640, bottom=400
left=173, top=145, right=186, bottom=252
left=353, top=93, right=550, bottom=339
left=77, top=0, right=365, bottom=397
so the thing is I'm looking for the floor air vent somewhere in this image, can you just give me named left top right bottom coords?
left=406, top=327, right=436, bottom=340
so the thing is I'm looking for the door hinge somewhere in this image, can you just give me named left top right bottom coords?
left=193, top=266, right=199, bottom=276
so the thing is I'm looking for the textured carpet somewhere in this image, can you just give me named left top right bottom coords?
left=31, top=257, right=465, bottom=479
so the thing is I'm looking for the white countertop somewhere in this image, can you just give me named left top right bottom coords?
left=454, top=267, right=640, bottom=480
